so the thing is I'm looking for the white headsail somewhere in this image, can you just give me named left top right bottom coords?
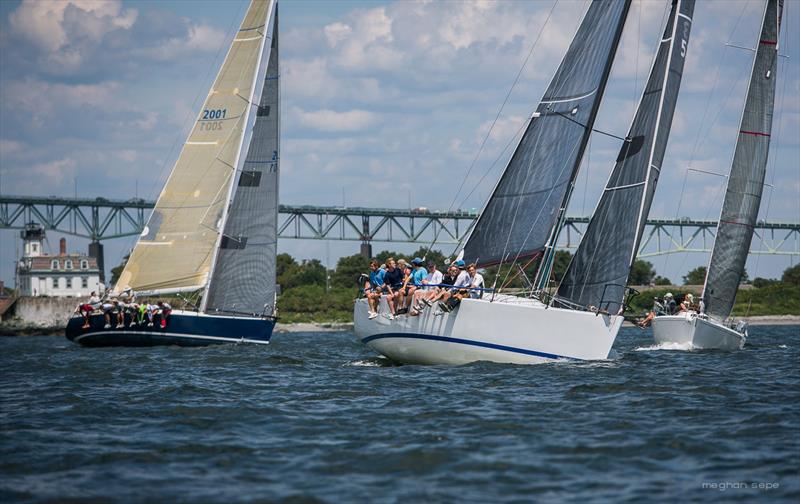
left=115, top=0, right=274, bottom=295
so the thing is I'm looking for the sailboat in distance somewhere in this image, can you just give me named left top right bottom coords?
left=355, top=0, right=695, bottom=365
left=66, top=0, right=280, bottom=347
left=652, top=0, right=783, bottom=351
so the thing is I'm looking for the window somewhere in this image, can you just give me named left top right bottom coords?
left=81, top=260, right=89, bottom=269
left=65, top=260, right=73, bottom=269
left=51, top=260, right=59, bottom=269
left=32, top=244, right=38, bottom=253
left=81, top=277, right=88, bottom=288
left=66, top=277, right=72, bottom=289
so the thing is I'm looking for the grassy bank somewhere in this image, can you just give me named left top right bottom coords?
left=275, top=284, right=800, bottom=323
left=626, top=284, right=800, bottom=317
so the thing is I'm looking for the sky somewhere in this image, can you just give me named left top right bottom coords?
left=0, top=0, right=798, bottom=288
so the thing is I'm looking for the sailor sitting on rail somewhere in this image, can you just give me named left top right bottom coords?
left=402, top=258, right=427, bottom=314
left=410, top=261, right=444, bottom=315
left=364, top=259, right=385, bottom=319
left=77, top=291, right=101, bottom=329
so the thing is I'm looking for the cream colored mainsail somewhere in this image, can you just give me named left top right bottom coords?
left=116, top=0, right=273, bottom=294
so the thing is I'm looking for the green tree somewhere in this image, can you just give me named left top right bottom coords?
left=331, top=253, right=370, bottom=289
left=653, top=275, right=672, bottom=286
left=551, top=250, right=573, bottom=283
left=375, top=250, right=401, bottom=264
left=683, top=266, right=707, bottom=285
left=782, top=264, right=800, bottom=286
left=409, top=247, right=447, bottom=269
left=752, top=277, right=778, bottom=288
left=276, top=253, right=297, bottom=279
left=278, top=259, right=326, bottom=290
left=110, top=254, right=129, bottom=286
left=628, top=260, right=656, bottom=285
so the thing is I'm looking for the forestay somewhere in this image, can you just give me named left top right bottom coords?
left=703, top=0, right=782, bottom=320
left=205, top=5, right=280, bottom=316
left=115, top=0, right=272, bottom=295
left=461, top=0, right=631, bottom=267
left=558, top=0, right=694, bottom=314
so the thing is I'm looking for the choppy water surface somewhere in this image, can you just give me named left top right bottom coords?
left=1, top=326, right=798, bottom=503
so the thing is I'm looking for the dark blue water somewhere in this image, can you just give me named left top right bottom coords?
left=1, top=326, right=798, bottom=503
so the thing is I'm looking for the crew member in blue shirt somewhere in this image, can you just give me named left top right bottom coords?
left=365, top=259, right=385, bottom=319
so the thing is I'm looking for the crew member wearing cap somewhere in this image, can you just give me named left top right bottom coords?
left=664, top=292, right=677, bottom=315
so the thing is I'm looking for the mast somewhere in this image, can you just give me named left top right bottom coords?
left=460, top=0, right=632, bottom=268
left=702, top=0, right=783, bottom=321
left=557, top=0, right=695, bottom=314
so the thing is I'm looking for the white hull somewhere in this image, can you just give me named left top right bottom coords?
left=354, top=296, right=623, bottom=365
left=651, top=312, right=745, bottom=350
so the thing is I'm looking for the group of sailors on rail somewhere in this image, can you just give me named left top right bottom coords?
left=637, top=292, right=699, bottom=328
left=362, top=256, right=485, bottom=319
left=75, top=291, right=172, bottom=330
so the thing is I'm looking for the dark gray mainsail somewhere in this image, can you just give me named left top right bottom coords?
left=461, top=0, right=631, bottom=266
left=703, top=0, right=782, bottom=320
left=206, top=6, right=280, bottom=316
left=557, top=0, right=694, bottom=314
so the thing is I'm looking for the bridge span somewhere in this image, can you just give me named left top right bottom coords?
left=1, top=195, right=798, bottom=259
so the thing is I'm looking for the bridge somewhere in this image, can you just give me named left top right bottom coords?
left=1, top=195, right=798, bottom=258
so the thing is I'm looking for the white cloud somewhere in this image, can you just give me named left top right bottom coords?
left=9, top=0, right=137, bottom=52
left=292, top=107, right=378, bottom=132
left=324, top=22, right=352, bottom=48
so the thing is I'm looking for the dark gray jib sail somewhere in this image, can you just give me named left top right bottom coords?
left=558, top=0, right=694, bottom=313
left=703, top=0, right=782, bottom=321
left=206, top=7, right=280, bottom=316
left=461, top=0, right=631, bottom=266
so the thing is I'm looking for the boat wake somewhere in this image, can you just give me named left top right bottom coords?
left=343, top=357, right=396, bottom=368
left=634, top=341, right=695, bottom=352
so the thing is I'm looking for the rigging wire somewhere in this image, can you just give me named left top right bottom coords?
left=663, top=0, right=751, bottom=280
left=112, top=0, right=248, bottom=286
left=420, top=0, right=559, bottom=261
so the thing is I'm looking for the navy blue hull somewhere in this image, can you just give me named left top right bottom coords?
left=65, top=312, right=275, bottom=347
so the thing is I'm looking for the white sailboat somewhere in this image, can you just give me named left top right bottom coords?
left=652, top=0, right=783, bottom=351
left=355, top=0, right=695, bottom=365
left=66, top=0, right=281, bottom=347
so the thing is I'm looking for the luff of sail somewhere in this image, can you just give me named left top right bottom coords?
left=115, top=0, right=272, bottom=295
left=557, top=0, right=694, bottom=314
left=461, top=0, right=631, bottom=267
left=703, top=0, right=783, bottom=321
left=205, top=4, right=279, bottom=316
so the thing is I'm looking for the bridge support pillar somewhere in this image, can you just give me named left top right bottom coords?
left=89, top=241, right=105, bottom=283
left=360, top=242, right=372, bottom=259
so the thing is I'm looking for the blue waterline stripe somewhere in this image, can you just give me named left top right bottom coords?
left=362, top=333, right=575, bottom=361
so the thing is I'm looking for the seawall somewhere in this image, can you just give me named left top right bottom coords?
left=6, top=297, right=80, bottom=329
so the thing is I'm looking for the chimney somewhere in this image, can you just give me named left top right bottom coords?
left=60, top=238, right=67, bottom=256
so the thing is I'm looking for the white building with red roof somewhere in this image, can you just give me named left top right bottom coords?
left=16, top=223, right=104, bottom=298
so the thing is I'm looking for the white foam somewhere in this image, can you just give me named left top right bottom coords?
left=343, top=359, right=386, bottom=367
left=634, top=341, right=695, bottom=352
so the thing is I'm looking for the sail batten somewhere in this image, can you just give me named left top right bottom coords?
left=557, top=0, right=695, bottom=314
left=114, top=0, right=273, bottom=295
left=461, top=0, right=632, bottom=267
left=702, top=0, right=782, bottom=321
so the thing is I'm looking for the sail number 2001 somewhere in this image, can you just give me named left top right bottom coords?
left=202, top=108, right=227, bottom=120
